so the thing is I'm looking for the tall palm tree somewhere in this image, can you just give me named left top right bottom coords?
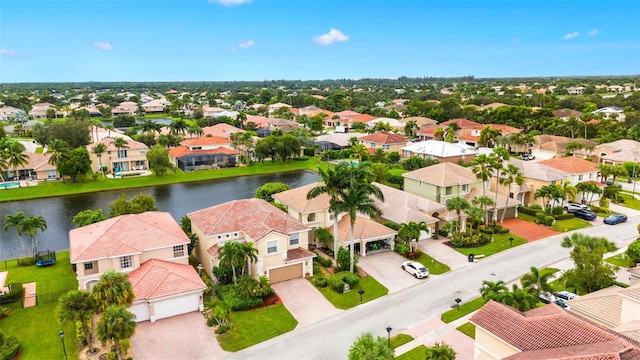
left=92, top=143, right=107, bottom=180
left=57, top=290, right=98, bottom=353
left=520, top=266, right=553, bottom=299
left=445, top=196, right=469, bottom=234
left=218, top=241, right=244, bottom=284
left=397, top=221, right=429, bottom=252
left=348, top=332, right=394, bottom=360
left=92, top=271, right=134, bottom=312
left=5, top=141, right=29, bottom=181
left=334, top=163, right=384, bottom=273
left=240, top=242, right=258, bottom=277
left=47, top=139, right=70, bottom=167
left=471, top=154, right=492, bottom=198
left=499, top=164, right=523, bottom=225
left=307, top=162, right=352, bottom=256
left=3, top=212, right=28, bottom=256
left=490, top=147, right=510, bottom=222
left=20, top=215, right=47, bottom=257
left=237, top=111, right=247, bottom=130
left=561, top=182, right=577, bottom=207
left=97, top=305, right=136, bottom=360
left=350, top=143, right=368, bottom=163
left=403, top=120, right=418, bottom=139
left=113, top=137, right=128, bottom=172
left=472, top=195, right=493, bottom=226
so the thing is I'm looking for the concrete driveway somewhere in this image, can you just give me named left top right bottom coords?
left=358, top=251, right=425, bottom=293
left=131, top=311, right=228, bottom=360
left=272, top=278, right=342, bottom=328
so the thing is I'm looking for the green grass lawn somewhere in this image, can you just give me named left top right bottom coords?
left=456, top=322, right=476, bottom=338
left=454, top=233, right=527, bottom=258
left=413, top=253, right=450, bottom=275
left=605, top=253, right=636, bottom=268
left=0, top=158, right=321, bottom=202
left=311, top=275, right=388, bottom=310
left=441, top=297, right=486, bottom=323
left=3, top=251, right=78, bottom=294
left=391, top=333, right=414, bottom=349
left=551, top=218, right=592, bottom=232
left=619, top=193, right=640, bottom=211
left=395, top=345, right=428, bottom=360
left=217, top=304, right=298, bottom=352
left=518, top=213, right=535, bottom=222
left=539, top=267, right=560, bottom=278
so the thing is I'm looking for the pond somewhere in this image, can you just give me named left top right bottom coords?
left=0, top=171, right=320, bottom=260
left=100, top=117, right=174, bottom=127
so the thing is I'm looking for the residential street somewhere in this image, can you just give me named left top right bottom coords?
left=221, top=214, right=639, bottom=360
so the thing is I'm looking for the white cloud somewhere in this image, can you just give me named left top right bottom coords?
left=0, top=49, right=23, bottom=58
left=313, top=28, right=349, bottom=46
left=562, top=32, right=579, bottom=40
left=93, top=41, right=114, bottom=50
left=238, top=40, right=255, bottom=48
left=209, top=0, right=252, bottom=6
left=588, top=29, right=599, bottom=36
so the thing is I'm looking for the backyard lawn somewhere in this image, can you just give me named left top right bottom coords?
left=454, top=233, right=527, bottom=258
left=217, top=304, right=298, bottom=352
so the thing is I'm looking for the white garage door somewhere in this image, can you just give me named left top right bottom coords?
left=153, top=294, right=201, bottom=321
left=130, top=303, right=150, bottom=322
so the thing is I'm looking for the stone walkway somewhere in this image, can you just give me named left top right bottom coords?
left=23, top=282, right=36, bottom=308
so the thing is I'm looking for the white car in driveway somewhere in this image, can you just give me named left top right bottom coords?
left=401, top=261, right=429, bottom=279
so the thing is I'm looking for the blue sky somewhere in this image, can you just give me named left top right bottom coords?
left=1, top=0, right=639, bottom=83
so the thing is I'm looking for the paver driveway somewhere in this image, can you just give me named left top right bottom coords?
left=272, top=278, right=342, bottom=328
left=358, top=251, right=425, bottom=293
left=502, top=218, right=559, bottom=241
left=131, top=311, right=228, bottom=360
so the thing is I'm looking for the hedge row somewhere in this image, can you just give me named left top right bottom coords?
left=214, top=284, right=263, bottom=311
left=553, top=213, right=575, bottom=220
left=0, top=283, right=24, bottom=304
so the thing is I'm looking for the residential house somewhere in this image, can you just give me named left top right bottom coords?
left=401, top=140, right=477, bottom=163
left=86, top=137, right=149, bottom=174
left=332, top=110, right=362, bottom=127
left=141, top=98, right=170, bottom=113
left=359, top=131, right=408, bottom=153
left=532, top=135, right=597, bottom=159
left=271, top=183, right=397, bottom=255
left=313, top=133, right=366, bottom=151
left=0, top=152, right=60, bottom=181
left=577, top=139, right=640, bottom=165
left=29, top=103, right=58, bottom=118
left=552, top=109, right=582, bottom=120
left=567, top=282, right=640, bottom=343
left=630, top=266, right=640, bottom=286
left=593, top=106, right=626, bottom=121
left=69, top=212, right=206, bottom=322
left=267, top=102, right=292, bottom=114
left=367, top=117, right=405, bottom=132
left=298, top=105, right=333, bottom=119
left=492, top=158, right=566, bottom=206
left=111, top=101, right=138, bottom=116
left=608, top=85, right=626, bottom=93
left=202, top=123, right=245, bottom=139
left=403, top=116, right=438, bottom=127
left=202, top=106, right=225, bottom=118
left=266, top=118, right=300, bottom=133
left=0, top=106, right=20, bottom=121
left=537, top=156, right=600, bottom=188
left=457, top=124, right=521, bottom=148
left=470, top=300, right=640, bottom=359
left=188, top=199, right=316, bottom=283
left=566, top=86, right=585, bottom=95
left=168, top=137, right=238, bottom=171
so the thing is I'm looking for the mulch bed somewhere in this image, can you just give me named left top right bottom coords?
left=247, top=294, right=283, bottom=310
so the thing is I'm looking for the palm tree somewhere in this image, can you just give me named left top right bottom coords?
left=237, top=111, right=247, bottom=130
left=490, top=147, right=510, bottom=222
left=334, top=163, right=384, bottom=273
left=218, top=241, right=244, bottom=284
left=472, top=195, right=493, bottom=226
left=561, top=182, right=577, bottom=207
left=97, top=305, right=136, bottom=360
left=425, top=342, right=457, bottom=359
left=57, top=290, right=98, bottom=353
left=397, top=221, right=429, bottom=252
left=3, top=212, right=29, bottom=256
left=113, top=137, right=128, bottom=172
left=20, top=215, right=46, bottom=257
left=479, top=280, right=508, bottom=301
left=92, top=271, right=134, bottom=312
left=561, top=233, right=618, bottom=253
left=499, top=164, right=523, bottom=225
left=350, top=143, right=368, bottom=163
left=445, top=196, right=469, bottom=234
left=5, top=140, right=29, bottom=181
left=520, top=266, right=553, bottom=299
left=47, top=139, right=70, bottom=167
left=169, top=119, right=188, bottom=136
left=93, top=143, right=107, bottom=180
left=403, top=120, right=418, bottom=139
left=464, top=205, right=485, bottom=235
left=307, top=162, right=352, bottom=256
left=240, top=242, right=258, bottom=277
left=471, top=154, right=492, bottom=198
left=501, top=284, right=538, bottom=311
left=348, top=332, right=394, bottom=360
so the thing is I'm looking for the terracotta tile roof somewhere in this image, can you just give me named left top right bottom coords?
left=440, top=118, right=483, bottom=129
left=486, top=124, right=522, bottom=134
left=553, top=109, right=583, bottom=118
left=188, top=199, right=310, bottom=240
left=403, top=116, right=438, bottom=126
left=168, top=146, right=237, bottom=158
left=538, top=157, right=599, bottom=174
left=335, top=110, right=362, bottom=117
left=128, top=259, right=206, bottom=301
left=286, top=248, right=316, bottom=261
left=471, top=301, right=640, bottom=358
left=360, top=131, right=408, bottom=145
left=568, top=285, right=625, bottom=327
left=349, top=114, right=376, bottom=124
left=403, top=162, right=477, bottom=186
left=329, top=214, right=397, bottom=242
left=271, top=182, right=330, bottom=213
left=86, top=137, right=148, bottom=152
left=245, top=115, right=271, bottom=127
left=180, top=136, right=231, bottom=146
left=22, top=153, right=56, bottom=171
left=202, top=123, right=245, bottom=139
left=69, top=212, right=190, bottom=263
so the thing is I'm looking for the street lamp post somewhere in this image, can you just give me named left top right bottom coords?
left=59, top=331, right=68, bottom=360
left=358, top=289, right=365, bottom=302
left=455, top=298, right=462, bottom=310
left=386, top=326, right=392, bottom=348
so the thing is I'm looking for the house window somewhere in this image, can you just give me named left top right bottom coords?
left=120, top=255, right=133, bottom=269
left=267, top=240, right=278, bottom=254
left=289, top=233, right=299, bottom=246
left=446, top=186, right=453, bottom=195
left=47, top=170, right=57, bottom=179
left=579, top=175, right=584, bottom=181
left=117, top=149, right=127, bottom=158
left=551, top=181, right=556, bottom=185
left=173, top=245, right=184, bottom=258
left=84, top=262, right=93, bottom=270
left=589, top=173, right=593, bottom=179
left=307, top=213, right=316, bottom=222
left=217, top=235, right=222, bottom=240
left=384, top=145, right=390, bottom=150
left=461, top=184, right=468, bottom=192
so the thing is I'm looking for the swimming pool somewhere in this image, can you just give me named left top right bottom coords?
left=0, top=181, right=20, bottom=189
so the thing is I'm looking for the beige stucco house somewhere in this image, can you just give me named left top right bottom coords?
left=86, top=137, right=149, bottom=174
left=359, top=131, right=408, bottom=153
left=188, top=198, right=316, bottom=284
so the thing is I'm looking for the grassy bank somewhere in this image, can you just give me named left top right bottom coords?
left=0, top=158, right=321, bottom=202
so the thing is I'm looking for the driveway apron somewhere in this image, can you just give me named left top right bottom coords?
left=273, top=278, right=342, bottom=328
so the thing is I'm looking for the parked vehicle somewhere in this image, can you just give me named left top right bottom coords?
left=553, top=298, right=569, bottom=308
left=605, top=180, right=622, bottom=188
left=521, top=153, right=535, bottom=161
left=573, top=209, right=597, bottom=221
left=603, top=214, right=628, bottom=225
left=401, top=261, right=429, bottom=279
left=555, top=291, right=580, bottom=301
left=564, top=202, right=588, bottom=213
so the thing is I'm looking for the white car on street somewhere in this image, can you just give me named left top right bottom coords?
left=401, top=261, right=429, bottom=279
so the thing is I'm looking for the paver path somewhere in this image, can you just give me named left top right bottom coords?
left=23, top=282, right=36, bottom=308
left=502, top=218, right=559, bottom=242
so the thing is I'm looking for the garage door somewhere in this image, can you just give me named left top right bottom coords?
left=153, top=294, right=201, bottom=321
left=130, top=303, right=150, bottom=322
left=269, top=263, right=303, bottom=283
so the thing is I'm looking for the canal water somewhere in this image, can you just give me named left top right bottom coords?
left=0, top=171, right=320, bottom=260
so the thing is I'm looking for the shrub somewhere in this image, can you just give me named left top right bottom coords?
left=386, top=174, right=404, bottom=186
left=0, top=330, right=19, bottom=360
left=207, top=316, right=216, bottom=327
left=341, top=272, right=360, bottom=287
left=479, top=226, right=493, bottom=235
left=314, top=254, right=333, bottom=268
left=312, top=262, right=321, bottom=275
left=292, top=156, right=309, bottom=161
left=383, top=221, right=400, bottom=230
left=327, top=275, right=346, bottom=293
left=0, top=283, right=24, bottom=304
left=336, top=247, right=356, bottom=272
left=406, top=248, right=422, bottom=259
left=517, top=206, right=539, bottom=216
left=589, top=206, right=610, bottom=214
left=627, top=239, right=640, bottom=264
left=327, top=271, right=360, bottom=292
left=215, top=284, right=263, bottom=311
left=529, top=204, right=543, bottom=211
left=17, top=257, right=34, bottom=266
left=211, top=265, right=234, bottom=285
left=215, top=325, right=231, bottom=334
left=551, top=206, right=564, bottom=215
left=553, top=213, right=575, bottom=220
left=0, top=307, right=11, bottom=320
left=497, top=227, right=510, bottom=234
left=200, top=273, right=214, bottom=296
left=394, top=243, right=410, bottom=257
left=314, top=276, right=328, bottom=288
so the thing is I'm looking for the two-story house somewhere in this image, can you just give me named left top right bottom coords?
left=271, top=183, right=398, bottom=255
left=188, top=199, right=316, bottom=284
left=86, top=137, right=149, bottom=174
left=141, top=98, right=170, bottom=113
left=168, top=136, right=238, bottom=171
left=69, top=212, right=206, bottom=322
left=401, top=140, right=477, bottom=163
left=359, top=131, right=408, bottom=153
left=0, top=106, right=20, bottom=121
left=111, top=101, right=138, bottom=116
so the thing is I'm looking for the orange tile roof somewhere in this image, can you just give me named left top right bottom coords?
left=360, top=131, right=408, bottom=145
left=202, top=123, right=245, bottom=138
left=538, top=157, right=599, bottom=174
left=69, top=212, right=190, bottom=263
left=286, top=248, right=316, bottom=261
left=349, top=114, right=376, bottom=124
left=335, top=110, right=362, bottom=117
left=180, top=136, right=230, bottom=146
left=168, top=146, right=237, bottom=158
left=188, top=199, right=309, bottom=240
left=128, top=259, right=206, bottom=301
left=440, top=118, right=483, bottom=129
left=87, top=137, right=148, bottom=152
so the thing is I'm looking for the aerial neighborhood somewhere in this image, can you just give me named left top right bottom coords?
left=2, top=76, right=640, bottom=359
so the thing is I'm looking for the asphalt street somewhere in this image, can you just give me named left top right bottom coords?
left=221, top=214, right=639, bottom=360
